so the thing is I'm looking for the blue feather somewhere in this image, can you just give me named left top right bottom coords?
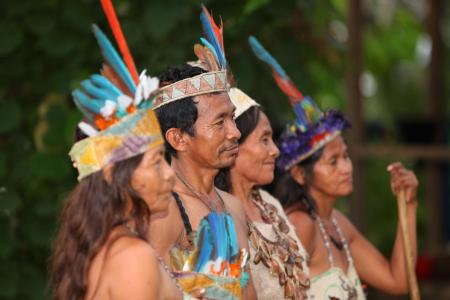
left=72, top=91, right=95, bottom=122
left=90, top=74, right=123, bottom=97
left=225, top=214, right=238, bottom=258
left=207, top=212, right=229, bottom=274
left=200, top=12, right=226, bottom=68
left=92, top=25, right=136, bottom=94
left=293, top=102, right=309, bottom=132
left=195, top=218, right=214, bottom=272
left=248, top=36, right=289, bottom=80
left=80, top=80, right=118, bottom=102
left=200, top=37, right=220, bottom=65
left=73, top=90, right=104, bottom=116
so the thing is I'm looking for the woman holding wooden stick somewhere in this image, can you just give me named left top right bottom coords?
left=250, top=36, right=419, bottom=299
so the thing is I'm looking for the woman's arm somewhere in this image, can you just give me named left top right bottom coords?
left=344, top=162, right=418, bottom=295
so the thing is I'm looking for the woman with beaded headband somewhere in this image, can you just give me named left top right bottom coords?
left=214, top=86, right=311, bottom=299
left=152, top=6, right=255, bottom=300
left=250, top=37, right=419, bottom=299
left=50, top=1, right=186, bottom=299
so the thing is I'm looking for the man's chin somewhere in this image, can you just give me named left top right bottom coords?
left=216, top=155, right=237, bottom=169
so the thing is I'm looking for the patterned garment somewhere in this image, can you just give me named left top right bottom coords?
left=248, top=190, right=311, bottom=300
left=170, top=211, right=248, bottom=300
left=310, top=264, right=365, bottom=300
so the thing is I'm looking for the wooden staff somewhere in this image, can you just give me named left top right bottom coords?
left=397, top=189, right=420, bottom=300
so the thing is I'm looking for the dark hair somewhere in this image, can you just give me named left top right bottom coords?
left=50, top=153, right=148, bottom=300
left=72, top=125, right=88, bottom=143
left=215, top=106, right=261, bottom=192
left=275, top=148, right=324, bottom=216
left=155, top=64, right=206, bottom=158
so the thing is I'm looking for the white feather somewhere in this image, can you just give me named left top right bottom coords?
left=78, top=122, right=99, bottom=137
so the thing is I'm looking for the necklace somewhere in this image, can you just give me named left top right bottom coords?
left=122, top=224, right=183, bottom=293
left=175, top=171, right=226, bottom=212
left=248, top=189, right=309, bottom=300
left=315, top=215, right=353, bottom=267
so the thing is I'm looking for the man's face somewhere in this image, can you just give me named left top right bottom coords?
left=185, top=92, right=241, bottom=169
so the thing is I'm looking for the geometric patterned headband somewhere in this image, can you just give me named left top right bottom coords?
left=153, top=70, right=228, bottom=109
left=153, top=5, right=230, bottom=109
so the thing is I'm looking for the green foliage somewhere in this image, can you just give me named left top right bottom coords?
left=0, top=0, right=442, bottom=298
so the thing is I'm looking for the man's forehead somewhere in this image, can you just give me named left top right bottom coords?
left=194, top=92, right=234, bottom=115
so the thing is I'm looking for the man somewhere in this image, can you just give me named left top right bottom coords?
left=152, top=8, right=256, bottom=299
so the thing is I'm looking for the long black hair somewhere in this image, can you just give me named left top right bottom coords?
left=275, top=148, right=324, bottom=216
left=215, top=106, right=261, bottom=192
left=50, top=153, right=148, bottom=300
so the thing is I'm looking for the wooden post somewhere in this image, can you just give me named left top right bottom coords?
left=346, top=0, right=365, bottom=230
left=425, top=0, right=444, bottom=256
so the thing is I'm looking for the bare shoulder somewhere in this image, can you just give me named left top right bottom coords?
left=104, top=236, right=162, bottom=298
left=287, top=209, right=316, bottom=254
left=332, top=209, right=360, bottom=242
left=287, top=210, right=316, bottom=236
left=217, top=188, right=246, bottom=220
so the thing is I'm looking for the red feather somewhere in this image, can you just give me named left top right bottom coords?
left=201, top=5, right=224, bottom=55
left=100, top=0, right=139, bottom=85
left=273, top=71, right=304, bottom=106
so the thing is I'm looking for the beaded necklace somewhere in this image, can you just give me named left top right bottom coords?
left=247, top=189, right=310, bottom=300
left=315, top=215, right=352, bottom=267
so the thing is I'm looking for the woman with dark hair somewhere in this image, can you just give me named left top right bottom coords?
left=251, top=37, right=419, bottom=299
left=50, top=8, right=184, bottom=299
left=215, top=87, right=310, bottom=300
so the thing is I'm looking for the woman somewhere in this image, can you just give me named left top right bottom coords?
left=50, top=14, right=184, bottom=299
left=250, top=36, right=418, bottom=299
left=215, top=87, right=310, bottom=300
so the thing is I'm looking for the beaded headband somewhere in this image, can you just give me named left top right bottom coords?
left=153, top=70, right=228, bottom=109
left=69, top=0, right=163, bottom=180
left=249, top=36, right=350, bottom=170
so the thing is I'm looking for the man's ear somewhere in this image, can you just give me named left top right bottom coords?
left=290, top=165, right=306, bottom=186
left=102, top=163, right=114, bottom=184
left=165, top=128, right=188, bottom=152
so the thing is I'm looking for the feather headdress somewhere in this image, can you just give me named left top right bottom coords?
left=249, top=36, right=350, bottom=170
left=69, top=0, right=162, bottom=180
left=153, top=5, right=229, bottom=109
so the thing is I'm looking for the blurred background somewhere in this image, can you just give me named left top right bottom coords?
left=0, top=0, right=449, bottom=299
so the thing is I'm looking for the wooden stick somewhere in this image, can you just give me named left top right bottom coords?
left=397, top=189, right=420, bottom=300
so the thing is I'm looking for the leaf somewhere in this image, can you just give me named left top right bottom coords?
left=20, top=213, right=55, bottom=248
left=0, top=153, right=5, bottom=178
left=24, top=12, right=56, bottom=36
left=28, top=153, right=71, bottom=181
left=0, top=22, right=23, bottom=56
left=38, top=30, right=78, bottom=58
left=0, top=102, right=21, bottom=134
left=16, top=263, right=50, bottom=300
left=0, top=189, right=22, bottom=215
left=142, top=1, right=191, bottom=39
left=244, top=0, right=271, bottom=15
left=0, top=218, right=14, bottom=259
left=0, top=260, right=18, bottom=298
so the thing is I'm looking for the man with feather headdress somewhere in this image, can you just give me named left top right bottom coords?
left=152, top=5, right=256, bottom=300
